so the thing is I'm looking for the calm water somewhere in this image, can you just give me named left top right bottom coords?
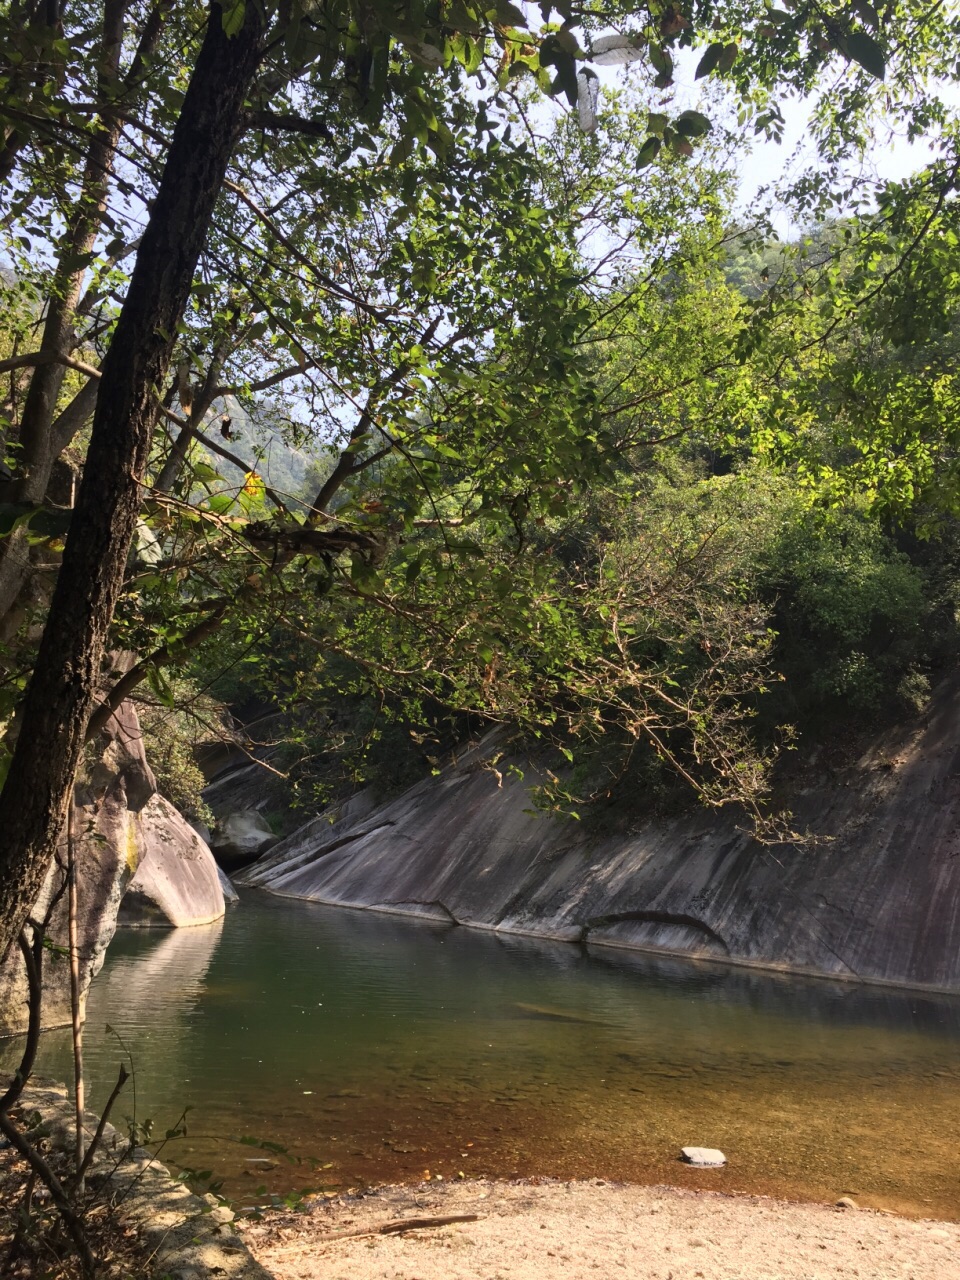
left=5, top=892, right=960, bottom=1217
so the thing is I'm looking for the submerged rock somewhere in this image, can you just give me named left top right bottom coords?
left=681, top=1147, right=727, bottom=1167
left=237, top=673, right=960, bottom=992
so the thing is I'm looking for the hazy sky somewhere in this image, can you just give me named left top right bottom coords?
left=736, top=89, right=960, bottom=232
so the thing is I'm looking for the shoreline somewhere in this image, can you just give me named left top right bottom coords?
left=240, top=1176, right=960, bottom=1280
left=252, top=885, right=960, bottom=999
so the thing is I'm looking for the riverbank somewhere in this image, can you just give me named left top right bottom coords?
left=0, top=1083, right=270, bottom=1280
left=241, top=1178, right=960, bottom=1280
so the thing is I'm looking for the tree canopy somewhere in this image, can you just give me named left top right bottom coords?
left=1, top=0, right=960, bottom=966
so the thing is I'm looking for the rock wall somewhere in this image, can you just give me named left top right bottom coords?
left=238, top=673, right=960, bottom=992
left=0, top=701, right=224, bottom=1036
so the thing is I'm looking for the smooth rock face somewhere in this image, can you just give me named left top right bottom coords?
left=681, top=1147, right=727, bottom=1167
left=211, top=810, right=278, bottom=871
left=238, top=674, right=960, bottom=992
left=0, top=700, right=154, bottom=1036
left=1, top=700, right=227, bottom=1036
left=117, top=795, right=225, bottom=928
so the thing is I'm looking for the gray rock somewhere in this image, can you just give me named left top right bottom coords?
left=1, top=696, right=234, bottom=1036
left=189, top=819, right=212, bottom=845
left=22, top=1082, right=272, bottom=1280
left=0, top=699, right=156, bottom=1036
left=211, top=810, right=278, bottom=870
left=681, top=1147, right=726, bottom=1167
left=236, top=674, right=960, bottom=992
left=218, top=865, right=240, bottom=904
left=117, top=796, right=225, bottom=928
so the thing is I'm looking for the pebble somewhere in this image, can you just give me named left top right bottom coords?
left=836, top=1197, right=859, bottom=1210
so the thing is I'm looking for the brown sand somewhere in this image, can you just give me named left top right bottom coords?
left=240, top=1178, right=960, bottom=1280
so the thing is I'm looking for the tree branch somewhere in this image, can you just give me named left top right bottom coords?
left=85, top=598, right=232, bottom=742
left=223, top=179, right=396, bottom=322
left=0, top=351, right=101, bottom=380
left=247, top=108, right=332, bottom=141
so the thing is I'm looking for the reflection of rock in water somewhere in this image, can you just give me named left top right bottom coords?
left=98, top=918, right=224, bottom=1021
left=0, top=918, right=225, bottom=1122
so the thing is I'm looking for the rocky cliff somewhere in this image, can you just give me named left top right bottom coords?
left=0, top=701, right=225, bottom=1036
left=238, top=673, right=960, bottom=992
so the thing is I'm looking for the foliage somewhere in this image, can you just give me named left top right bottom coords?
left=1, top=0, right=960, bottom=844
left=134, top=680, right=226, bottom=823
left=755, top=500, right=931, bottom=717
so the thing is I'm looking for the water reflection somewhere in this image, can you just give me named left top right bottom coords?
left=4, top=893, right=959, bottom=1218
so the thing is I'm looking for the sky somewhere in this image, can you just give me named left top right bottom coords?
left=586, top=36, right=960, bottom=237
left=737, top=91, right=960, bottom=232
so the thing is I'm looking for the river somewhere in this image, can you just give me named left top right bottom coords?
left=6, top=892, right=960, bottom=1217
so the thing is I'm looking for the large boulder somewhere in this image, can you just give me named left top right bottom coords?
left=117, top=795, right=225, bottom=927
left=211, top=810, right=277, bottom=871
left=238, top=674, right=960, bottom=992
left=0, top=700, right=156, bottom=1036
left=0, top=700, right=227, bottom=1037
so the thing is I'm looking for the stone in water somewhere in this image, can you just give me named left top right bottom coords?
left=681, top=1147, right=726, bottom=1167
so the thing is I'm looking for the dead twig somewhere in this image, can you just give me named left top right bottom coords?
left=269, top=1212, right=482, bottom=1251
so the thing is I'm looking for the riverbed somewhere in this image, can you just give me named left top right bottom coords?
left=6, top=892, right=960, bottom=1217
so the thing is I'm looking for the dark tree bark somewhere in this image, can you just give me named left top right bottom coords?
left=0, top=2, right=265, bottom=965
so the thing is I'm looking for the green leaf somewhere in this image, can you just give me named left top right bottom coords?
left=0, top=503, right=71, bottom=540
left=717, top=42, right=739, bottom=72
left=674, top=109, right=712, bottom=138
left=191, top=461, right=224, bottom=484
left=636, top=135, right=662, bottom=168
left=646, top=112, right=669, bottom=134
left=844, top=29, right=886, bottom=80
left=389, top=134, right=415, bottom=167
left=495, top=0, right=528, bottom=27
left=221, top=0, right=245, bottom=37
left=546, top=47, right=579, bottom=105
left=694, top=42, right=723, bottom=78
left=854, top=0, right=880, bottom=30
left=649, top=44, right=673, bottom=77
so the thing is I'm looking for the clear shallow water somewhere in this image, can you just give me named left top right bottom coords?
left=5, top=892, right=960, bottom=1217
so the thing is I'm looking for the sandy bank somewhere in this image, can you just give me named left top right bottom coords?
left=240, top=1178, right=960, bottom=1280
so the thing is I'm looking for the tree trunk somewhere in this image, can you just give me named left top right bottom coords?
left=0, top=1, right=265, bottom=965
left=0, top=1, right=137, bottom=627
